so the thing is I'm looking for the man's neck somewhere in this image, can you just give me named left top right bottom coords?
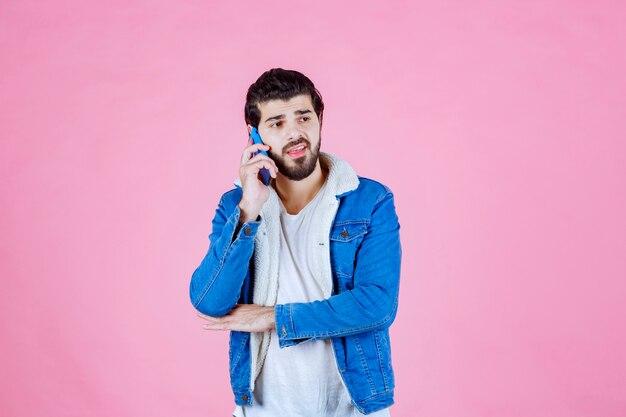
left=273, top=160, right=329, bottom=215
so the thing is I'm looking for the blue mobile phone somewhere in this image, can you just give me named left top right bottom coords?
left=250, top=127, right=271, bottom=186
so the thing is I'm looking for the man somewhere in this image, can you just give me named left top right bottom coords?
left=189, top=68, right=402, bottom=416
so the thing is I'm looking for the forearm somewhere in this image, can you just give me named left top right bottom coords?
left=190, top=203, right=261, bottom=316
left=275, top=282, right=399, bottom=347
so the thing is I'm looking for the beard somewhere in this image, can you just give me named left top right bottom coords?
left=268, top=136, right=321, bottom=181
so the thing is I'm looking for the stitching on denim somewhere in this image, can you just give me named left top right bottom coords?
left=231, top=332, right=249, bottom=369
left=289, top=304, right=296, bottom=338
left=228, top=334, right=233, bottom=363
left=332, top=219, right=370, bottom=227
left=329, top=223, right=368, bottom=242
left=374, top=188, right=393, bottom=207
left=192, top=259, right=224, bottom=309
left=356, top=389, right=395, bottom=403
left=329, top=232, right=367, bottom=243
left=222, top=238, right=239, bottom=264
left=217, top=210, right=238, bottom=262
left=374, top=331, right=389, bottom=391
left=333, top=268, right=351, bottom=279
left=353, top=334, right=376, bottom=396
left=357, top=176, right=390, bottom=189
left=223, top=212, right=238, bottom=256
left=352, top=402, right=367, bottom=414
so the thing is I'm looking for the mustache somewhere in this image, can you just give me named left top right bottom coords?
left=283, top=138, right=309, bottom=153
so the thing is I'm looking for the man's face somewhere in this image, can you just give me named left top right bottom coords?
left=250, top=93, right=322, bottom=181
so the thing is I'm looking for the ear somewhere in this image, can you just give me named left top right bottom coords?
left=247, top=124, right=252, bottom=135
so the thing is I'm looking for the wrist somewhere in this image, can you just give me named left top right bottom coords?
left=238, top=200, right=261, bottom=223
left=266, top=306, right=276, bottom=330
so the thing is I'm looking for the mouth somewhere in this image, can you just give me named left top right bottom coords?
left=286, top=143, right=307, bottom=158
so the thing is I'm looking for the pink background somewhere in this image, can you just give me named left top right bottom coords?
left=1, top=1, right=625, bottom=416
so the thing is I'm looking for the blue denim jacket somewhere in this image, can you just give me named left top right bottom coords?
left=189, top=152, right=402, bottom=415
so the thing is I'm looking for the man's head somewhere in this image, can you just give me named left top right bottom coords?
left=244, top=69, right=324, bottom=181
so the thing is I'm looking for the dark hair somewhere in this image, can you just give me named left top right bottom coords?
left=244, top=68, right=324, bottom=128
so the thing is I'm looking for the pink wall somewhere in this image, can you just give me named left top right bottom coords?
left=1, top=1, right=625, bottom=416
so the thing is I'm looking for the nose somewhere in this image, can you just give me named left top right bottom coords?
left=285, top=120, right=304, bottom=142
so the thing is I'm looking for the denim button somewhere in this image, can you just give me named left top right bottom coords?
left=244, top=227, right=252, bottom=234
left=330, top=221, right=367, bottom=242
left=242, top=395, right=248, bottom=402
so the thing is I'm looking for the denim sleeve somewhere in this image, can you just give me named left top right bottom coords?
left=274, top=191, right=402, bottom=348
left=189, top=195, right=261, bottom=317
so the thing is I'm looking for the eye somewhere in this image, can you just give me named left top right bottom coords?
left=300, top=116, right=310, bottom=122
left=270, top=121, right=283, bottom=128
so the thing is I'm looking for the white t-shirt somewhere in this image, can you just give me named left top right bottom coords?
left=233, top=182, right=390, bottom=417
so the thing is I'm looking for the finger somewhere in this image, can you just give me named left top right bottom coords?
left=245, top=153, right=276, bottom=169
left=241, top=144, right=270, bottom=164
left=245, top=154, right=279, bottom=175
left=244, top=144, right=270, bottom=161
left=244, top=159, right=279, bottom=179
left=239, top=155, right=278, bottom=178
left=202, top=323, right=229, bottom=330
left=196, top=312, right=220, bottom=323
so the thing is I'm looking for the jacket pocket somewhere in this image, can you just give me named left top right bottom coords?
left=330, top=220, right=368, bottom=242
left=329, top=220, right=368, bottom=289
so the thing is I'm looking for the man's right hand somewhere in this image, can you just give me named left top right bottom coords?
left=237, top=137, right=279, bottom=223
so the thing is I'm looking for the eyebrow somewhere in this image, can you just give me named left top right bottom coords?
left=264, top=109, right=312, bottom=123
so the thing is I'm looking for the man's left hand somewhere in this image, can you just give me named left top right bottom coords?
left=197, top=304, right=276, bottom=332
